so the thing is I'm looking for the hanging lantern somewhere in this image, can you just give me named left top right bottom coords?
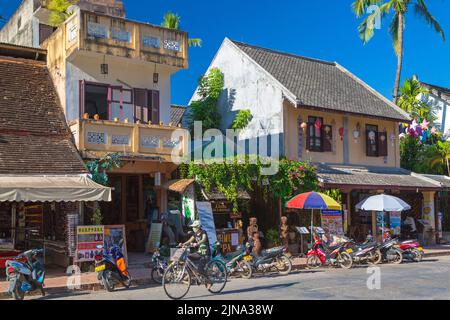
left=301, top=122, right=307, bottom=131
left=153, top=63, right=159, bottom=84
left=339, top=127, right=345, bottom=141
left=100, top=55, right=108, bottom=75
left=315, top=119, right=322, bottom=130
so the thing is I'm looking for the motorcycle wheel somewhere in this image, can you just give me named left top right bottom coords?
left=151, top=268, right=164, bottom=284
left=413, top=249, right=423, bottom=262
left=122, top=275, right=132, bottom=289
left=306, top=255, right=321, bottom=269
left=101, top=271, right=115, bottom=292
left=369, top=249, right=382, bottom=265
left=239, top=261, right=253, bottom=279
left=338, top=252, right=353, bottom=269
left=391, top=250, right=403, bottom=264
left=276, top=255, right=292, bottom=276
left=12, top=281, right=24, bottom=301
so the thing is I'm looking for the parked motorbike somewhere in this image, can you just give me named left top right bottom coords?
left=151, top=244, right=170, bottom=284
left=5, top=248, right=45, bottom=300
left=211, top=241, right=253, bottom=279
left=245, top=244, right=292, bottom=276
left=396, top=239, right=424, bottom=262
left=307, top=234, right=353, bottom=269
left=376, top=236, right=403, bottom=264
left=345, top=235, right=381, bottom=265
left=95, top=240, right=132, bottom=292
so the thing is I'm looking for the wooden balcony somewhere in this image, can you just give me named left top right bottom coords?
left=44, top=8, right=188, bottom=69
left=69, top=119, right=189, bottom=162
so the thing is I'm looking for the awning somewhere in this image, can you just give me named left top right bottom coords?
left=162, top=179, right=196, bottom=194
left=0, top=175, right=111, bottom=202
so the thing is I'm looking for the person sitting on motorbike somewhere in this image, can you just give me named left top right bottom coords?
left=252, top=232, right=262, bottom=257
left=180, top=221, right=211, bottom=279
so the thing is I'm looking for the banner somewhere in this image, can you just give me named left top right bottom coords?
left=196, top=202, right=217, bottom=252
left=389, top=212, right=401, bottom=236
left=321, top=210, right=344, bottom=235
left=182, top=184, right=195, bottom=225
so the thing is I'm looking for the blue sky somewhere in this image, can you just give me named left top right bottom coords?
left=2, top=0, right=450, bottom=105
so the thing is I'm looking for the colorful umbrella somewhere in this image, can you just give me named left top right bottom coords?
left=287, top=192, right=342, bottom=210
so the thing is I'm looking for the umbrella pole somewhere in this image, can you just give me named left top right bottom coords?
left=311, top=209, right=314, bottom=248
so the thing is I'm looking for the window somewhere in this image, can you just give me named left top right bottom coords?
left=134, top=89, right=160, bottom=124
left=307, top=116, right=323, bottom=152
left=366, top=124, right=379, bottom=157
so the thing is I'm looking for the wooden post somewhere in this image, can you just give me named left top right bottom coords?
left=121, top=175, right=127, bottom=224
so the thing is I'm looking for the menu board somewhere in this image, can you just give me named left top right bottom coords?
left=75, top=226, right=104, bottom=262
left=66, top=214, right=79, bottom=257
left=321, top=210, right=344, bottom=236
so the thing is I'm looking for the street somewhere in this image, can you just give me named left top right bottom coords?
left=31, top=256, right=450, bottom=300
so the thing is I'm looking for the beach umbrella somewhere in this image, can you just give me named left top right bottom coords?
left=287, top=192, right=342, bottom=246
left=355, top=194, right=411, bottom=212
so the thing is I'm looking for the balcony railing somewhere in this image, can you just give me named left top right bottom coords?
left=70, top=119, right=189, bottom=161
left=45, top=8, right=188, bottom=69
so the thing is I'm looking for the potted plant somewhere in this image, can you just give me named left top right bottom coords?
left=266, top=229, right=281, bottom=248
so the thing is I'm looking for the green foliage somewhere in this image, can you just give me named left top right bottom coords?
left=91, top=208, right=103, bottom=225
left=231, top=110, right=253, bottom=130
left=398, top=78, right=436, bottom=122
left=187, top=68, right=224, bottom=133
left=324, top=189, right=342, bottom=203
left=161, top=11, right=202, bottom=47
left=266, top=229, right=281, bottom=247
left=400, top=135, right=424, bottom=171
left=86, top=153, right=122, bottom=186
left=187, top=156, right=318, bottom=213
left=47, top=0, right=74, bottom=27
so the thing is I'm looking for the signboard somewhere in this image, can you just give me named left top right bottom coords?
left=321, top=210, right=344, bottom=235
left=389, top=212, right=401, bottom=236
left=196, top=202, right=217, bottom=252
left=75, top=226, right=104, bottom=262
left=182, top=184, right=195, bottom=225
left=212, top=201, right=231, bottom=214
left=146, top=223, right=163, bottom=253
left=66, top=214, right=79, bottom=257
left=216, top=230, right=240, bottom=253
left=104, top=225, right=128, bottom=265
left=296, top=227, right=310, bottom=235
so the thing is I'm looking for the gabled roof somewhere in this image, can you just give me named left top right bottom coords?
left=419, top=81, right=450, bottom=102
left=170, top=104, right=186, bottom=127
left=0, top=44, right=87, bottom=174
left=230, top=39, right=410, bottom=122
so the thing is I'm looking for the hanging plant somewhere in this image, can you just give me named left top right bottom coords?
left=86, top=153, right=122, bottom=186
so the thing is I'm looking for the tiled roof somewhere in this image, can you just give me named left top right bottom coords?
left=317, top=164, right=442, bottom=190
left=421, top=174, right=450, bottom=188
left=170, top=105, right=186, bottom=126
left=231, top=40, right=410, bottom=122
left=0, top=52, right=87, bottom=174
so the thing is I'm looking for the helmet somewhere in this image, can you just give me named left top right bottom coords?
left=190, top=220, right=202, bottom=229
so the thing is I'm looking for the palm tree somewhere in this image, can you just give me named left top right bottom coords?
left=161, top=11, right=202, bottom=47
left=397, top=77, right=436, bottom=122
left=352, top=0, right=445, bottom=103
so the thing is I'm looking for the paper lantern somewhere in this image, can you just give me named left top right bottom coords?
left=301, top=122, right=307, bottom=131
left=339, top=127, right=345, bottom=141
left=315, top=119, right=322, bottom=130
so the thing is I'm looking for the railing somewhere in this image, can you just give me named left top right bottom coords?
left=70, top=119, right=188, bottom=160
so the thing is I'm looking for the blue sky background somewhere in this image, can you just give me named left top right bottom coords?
left=2, top=0, right=450, bottom=106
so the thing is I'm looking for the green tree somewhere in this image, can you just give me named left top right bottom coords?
left=161, top=11, right=202, bottom=47
left=187, top=68, right=224, bottom=133
left=398, top=77, right=436, bottom=122
left=230, top=110, right=253, bottom=130
left=421, top=140, right=450, bottom=175
left=47, top=0, right=74, bottom=27
left=352, top=0, right=445, bottom=102
left=400, top=135, right=424, bottom=171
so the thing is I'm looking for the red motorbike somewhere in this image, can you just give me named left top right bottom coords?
left=306, top=233, right=353, bottom=269
left=396, top=239, right=424, bottom=262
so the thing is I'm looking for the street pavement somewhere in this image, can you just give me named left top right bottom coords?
left=28, top=256, right=450, bottom=300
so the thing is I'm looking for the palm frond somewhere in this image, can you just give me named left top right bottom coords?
left=161, top=11, right=181, bottom=30
left=357, top=10, right=381, bottom=43
left=388, top=12, right=403, bottom=55
left=414, top=0, right=445, bottom=41
left=352, top=0, right=384, bottom=17
left=188, top=38, right=202, bottom=47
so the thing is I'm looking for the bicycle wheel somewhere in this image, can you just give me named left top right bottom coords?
left=163, top=262, right=191, bottom=300
left=205, top=260, right=228, bottom=294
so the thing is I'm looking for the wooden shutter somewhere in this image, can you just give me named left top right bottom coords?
left=79, top=80, right=85, bottom=117
left=322, top=125, right=332, bottom=152
left=366, top=125, right=379, bottom=157
left=134, top=89, right=148, bottom=123
left=378, top=131, right=388, bottom=157
left=306, top=123, right=313, bottom=151
left=151, top=90, right=160, bottom=124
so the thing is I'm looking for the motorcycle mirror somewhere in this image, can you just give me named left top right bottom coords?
left=96, top=245, right=104, bottom=250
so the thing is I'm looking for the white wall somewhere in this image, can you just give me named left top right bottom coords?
left=190, top=38, right=286, bottom=140
left=66, top=53, right=173, bottom=123
left=420, top=93, right=450, bottom=134
left=0, top=0, right=36, bottom=47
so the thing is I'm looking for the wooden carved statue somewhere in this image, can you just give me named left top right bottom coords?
left=247, top=217, right=259, bottom=243
left=280, top=216, right=289, bottom=251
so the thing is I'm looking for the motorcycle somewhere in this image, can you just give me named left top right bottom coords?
left=5, top=248, right=45, bottom=300
left=151, top=244, right=170, bottom=284
left=345, top=235, right=381, bottom=265
left=396, top=239, right=424, bottom=262
left=377, top=237, right=403, bottom=264
left=307, top=234, right=353, bottom=269
left=95, top=240, right=132, bottom=292
left=211, top=241, right=253, bottom=279
left=246, top=244, right=292, bottom=276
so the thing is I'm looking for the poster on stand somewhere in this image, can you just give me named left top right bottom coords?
left=389, top=212, right=401, bottom=236
left=196, top=202, right=217, bottom=252
left=321, top=210, right=344, bottom=235
left=75, top=226, right=104, bottom=262
left=146, top=223, right=163, bottom=253
left=104, top=225, right=128, bottom=265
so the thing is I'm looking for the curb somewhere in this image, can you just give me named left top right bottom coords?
left=424, top=251, right=450, bottom=258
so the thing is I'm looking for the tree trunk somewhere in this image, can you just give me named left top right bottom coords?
left=393, top=13, right=404, bottom=104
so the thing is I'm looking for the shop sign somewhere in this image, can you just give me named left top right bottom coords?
left=212, top=201, right=231, bottom=214
left=321, top=210, right=344, bottom=235
left=390, top=212, right=401, bottom=236
left=75, top=226, right=104, bottom=262
left=216, top=230, right=239, bottom=253
left=197, top=202, right=217, bottom=252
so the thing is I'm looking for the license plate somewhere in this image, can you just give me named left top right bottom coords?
left=417, top=247, right=424, bottom=251
left=95, top=265, right=105, bottom=272
left=244, top=255, right=252, bottom=262
left=346, top=249, right=353, bottom=254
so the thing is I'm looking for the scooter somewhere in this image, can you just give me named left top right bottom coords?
left=377, top=237, right=403, bottom=264
left=95, top=240, right=132, bottom=292
left=307, top=233, right=353, bottom=269
left=211, top=241, right=253, bottom=279
left=345, top=235, right=381, bottom=265
left=5, top=248, right=45, bottom=300
left=151, top=243, right=170, bottom=284
left=246, top=244, right=292, bottom=276
left=397, top=239, right=424, bottom=262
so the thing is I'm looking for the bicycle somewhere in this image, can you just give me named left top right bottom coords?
left=162, top=246, right=228, bottom=300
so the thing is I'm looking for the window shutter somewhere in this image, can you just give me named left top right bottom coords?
left=134, top=89, right=150, bottom=123
left=79, top=80, right=85, bottom=117
left=322, top=125, right=332, bottom=152
left=151, top=90, right=160, bottom=124
left=378, top=131, right=388, bottom=157
left=366, top=128, right=379, bottom=157
left=306, top=123, right=313, bottom=151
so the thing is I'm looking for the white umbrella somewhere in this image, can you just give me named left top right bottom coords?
left=356, top=194, right=411, bottom=212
